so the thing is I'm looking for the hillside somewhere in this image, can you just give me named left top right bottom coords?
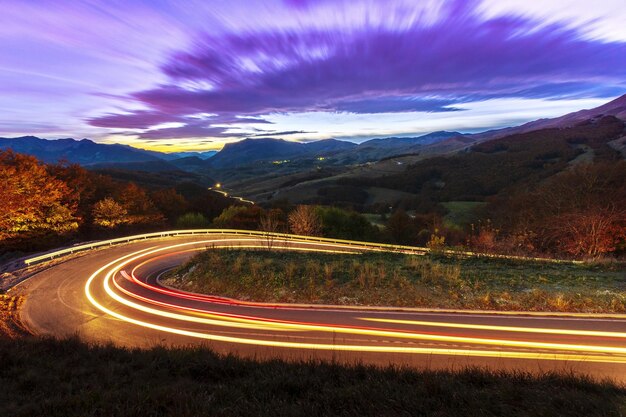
left=326, top=131, right=466, bottom=164
left=0, top=136, right=218, bottom=167
left=365, top=116, right=625, bottom=200
left=4, top=94, right=626, bottom=205
left=473, top=94, right=626, bottom=141
left=207, top=138, right=356, bottom=169
left=0, top=136, right=162, bottom=165
left=254, top=115, right=625, bottom=209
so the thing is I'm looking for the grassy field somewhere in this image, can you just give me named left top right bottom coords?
left=165, top=250, right=626, bottom=312
left=442, top=201, right=486, bottom=227
left=0, top=336, right=624, bottom=417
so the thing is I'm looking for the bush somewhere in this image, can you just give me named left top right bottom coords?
left=176, top=213, right=211, bottom=229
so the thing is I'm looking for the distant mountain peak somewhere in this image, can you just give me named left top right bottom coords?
left=0, top=136, right=163, bottom=165
left=207, top=137, right=356, bottom=168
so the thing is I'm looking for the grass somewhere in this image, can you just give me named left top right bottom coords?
left=0, top=293, right=25, bottom=338
left=362, top=213, right=387, bottom=228
left=165, top=250, right=626, bottom=312
left=442, top=201, right=486, bottom=227
left=0, top=336, right=625, bottom=417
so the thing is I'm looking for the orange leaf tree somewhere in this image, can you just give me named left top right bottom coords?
left=0, top=150, right=78, bottom=242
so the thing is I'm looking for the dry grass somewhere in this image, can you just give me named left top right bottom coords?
left=165, top=250, right=626, bottom=312
left=0, top=293, right=27, bottom=338
left=1, top=336, right=625, bottom=417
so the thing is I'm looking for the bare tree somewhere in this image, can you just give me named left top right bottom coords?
left=260, top=209, right=283, bottom=250
left=288, top=205, right=321, bottom=236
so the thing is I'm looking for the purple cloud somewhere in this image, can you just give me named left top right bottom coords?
left=330, top=97, right=462, bottom=114
left=87, top=0, right=626, bottom=139
left=88, top=111, right=181, bottom=129
left=252, top=130, right=313, bottom=137
left=137, top=122, right=247, bottom=140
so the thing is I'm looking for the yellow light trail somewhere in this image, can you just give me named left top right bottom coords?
left=81, top=242, right=626, bottom=363
left=361, top=318, right=626, bottom=339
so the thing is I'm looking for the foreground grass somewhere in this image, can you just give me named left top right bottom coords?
left=0, top=336, right=625, bottom=417
left=166, top=250, right=626, bottom=312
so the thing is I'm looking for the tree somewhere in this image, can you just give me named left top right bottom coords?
left=176, top=213, right=210, bottom=229
left=212, top=205, right=261, bottom=229
left=92, top=198, right=127, bottom=228
left=316, top=206, right=378, bottom=241
left=539, top=162, right=626, bottom=257
left=0, top=150, right=78, bottom=242
left=490, top=161, right=626, bottom=257
left=117, top=183, right=156, bottom=215
left=259, top=209, right=285, bottom=250
left=386, top=209, right=417, bottom=245
left=557, top=209, right=626, bottom=257
left=151, top=188, right=189, bottom=223
left=47, top=161, right=94, bottom=215
left=115, top=182, right=164, bottom=226
left=288, top=205, right=321, bottom=236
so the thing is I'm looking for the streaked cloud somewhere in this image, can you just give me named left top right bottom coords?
left=0, top=0, right=624, bottom=150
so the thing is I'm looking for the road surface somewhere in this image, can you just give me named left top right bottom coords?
left=14, top=234, right=626, bottom=382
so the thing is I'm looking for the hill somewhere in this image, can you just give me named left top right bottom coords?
left=207, top=138, right=356, bottom=169
left=256, top=114, right=625, bottom=209
left=363, top=116, right=625, bottom=201
left=473, top=94, right=626, bottom=141
left=0, top=136, right=162, bottom=165
left=327, top=131, right=465, bottom=164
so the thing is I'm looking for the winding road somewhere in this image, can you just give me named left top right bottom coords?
left=13, top=233, right=626, bottom=382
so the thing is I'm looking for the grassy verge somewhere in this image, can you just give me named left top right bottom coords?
left=0, top=336, right=624, bottom=417
left=165, top=250, right=626, bottom=312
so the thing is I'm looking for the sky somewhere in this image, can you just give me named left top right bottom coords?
left=1, top=0, right=625, bottom=152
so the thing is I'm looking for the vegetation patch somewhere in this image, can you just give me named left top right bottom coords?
left=1, top=336, right=625, bottom=417
left=0, top=294, right=26, bottom=338
left=165, top=250, right=626, bottom=312
left=442, top=201, right=486, bottom=227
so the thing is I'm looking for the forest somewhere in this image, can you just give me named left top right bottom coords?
left=1, top=147, right=624, bottom=260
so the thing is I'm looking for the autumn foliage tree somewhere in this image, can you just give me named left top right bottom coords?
left=212, top=205, right=261, bottom=229
left=0, top=150, right=78, bottom=244
left=0, top=151, right=247, bottom=253
left=539, top=162, right=626, bottom=257
left=92, top=198, right=128, bottom=228
left=151, top=188, right=189, bottom=222
left=491, top=161, right=626, bottom=258
left=288, top=205, right=321, bottom=236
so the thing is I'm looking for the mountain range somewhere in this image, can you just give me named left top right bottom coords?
left=1, top=94, right=625, bottom=176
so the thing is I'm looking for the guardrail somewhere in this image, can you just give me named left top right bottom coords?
left=21, top=229, right=581, bottom=267
left=22, top=229, right=425, bottom=266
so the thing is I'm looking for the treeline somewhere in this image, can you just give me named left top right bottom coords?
left=1, top=150, right=624, bottom=260
left=0, top=150, right=236, bottom=253
left=382, top=160, right=626, bottom=258
left=173, top=159, right=626, bottom=258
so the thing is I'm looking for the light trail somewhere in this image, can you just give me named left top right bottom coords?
left=80, top=237, right=626, bottom=364
left=362, top=318, right=626, bottom=339
left=86, top=258, right=626, bottom=363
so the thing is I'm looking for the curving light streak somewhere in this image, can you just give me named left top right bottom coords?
left=87, top=262, right=626, bottom=363
left=81, top=239, right=626, bottom=364
left=362, top=318, right=626, bottom=340
left=125, top=249, right=626, bottom=348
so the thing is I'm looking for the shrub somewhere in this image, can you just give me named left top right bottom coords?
left=176, top=213, right=211, bottom=229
